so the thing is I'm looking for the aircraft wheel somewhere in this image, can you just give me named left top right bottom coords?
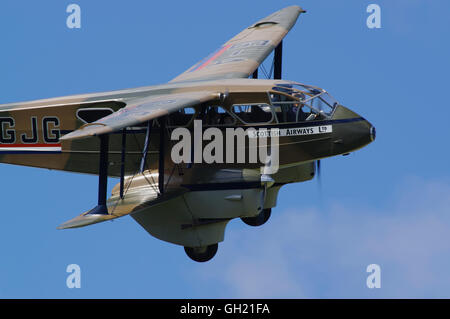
left=241, top=208, right=271, bottom=227
left=184, top=243, right=218, bottom=262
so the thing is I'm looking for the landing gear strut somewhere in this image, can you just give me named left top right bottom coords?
left=241, top=208, right=271, bottom=227
left=184, top=244, right=218, bottom=262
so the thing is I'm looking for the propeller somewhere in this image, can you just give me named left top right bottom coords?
left=309, top=96, right=325, bottom=196
left=314, top=97, right=323, bottom=192
left=316, top=159, right=322, bottom=187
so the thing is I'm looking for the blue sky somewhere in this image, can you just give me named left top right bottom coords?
left=0, top=0, right=449, bottom=298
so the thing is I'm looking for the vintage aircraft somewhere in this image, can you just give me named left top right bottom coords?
left=0, top=6, right=374, bottom=262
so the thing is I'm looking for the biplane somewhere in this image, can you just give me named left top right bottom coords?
left=0, top=6, right=375, bottom=262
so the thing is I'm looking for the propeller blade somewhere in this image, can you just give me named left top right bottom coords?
left=316, top=160, right=322, bottom=191
left=260, top=184, right=267, bottom=213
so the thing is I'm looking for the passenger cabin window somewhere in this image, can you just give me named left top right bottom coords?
left=231, top=104, right=273, bottom=124
left=197, top=105, right=235, bottom=126
left=167, top=107, right=196, bottom=126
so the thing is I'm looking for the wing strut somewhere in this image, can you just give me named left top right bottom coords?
left=87, top=134, right=109, bottom=215
left=158, top=117, right=166, bottom=195
left=136, top=117, right=165, bottom=195
left=274, top=40, right=283, bottom=80
left=140, top=120, right=153, bottom=173
left=119, top=129, right=126, bottom=199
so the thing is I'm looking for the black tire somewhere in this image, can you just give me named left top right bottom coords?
left=184, top=243, right=218, bottom=262
left=241, top=208, right=271, bottom=227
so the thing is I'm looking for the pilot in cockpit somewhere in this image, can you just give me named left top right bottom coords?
left=293, top=92, right=308, bottom=122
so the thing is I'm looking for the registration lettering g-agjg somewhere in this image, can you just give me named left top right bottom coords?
left=0, top=116, right=60, bottom=144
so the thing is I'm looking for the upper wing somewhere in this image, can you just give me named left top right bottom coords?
left=60, top=6, right=305, bottom=141
left=170, top=6, right=305, bottom=83
left=60, top=90, right=218, bottom=141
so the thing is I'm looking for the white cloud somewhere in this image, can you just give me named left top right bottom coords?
left=195, top=177, right=450, bottom=298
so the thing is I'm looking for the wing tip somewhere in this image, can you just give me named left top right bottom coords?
left=57, top=213, right=113, bottom=229
left=278, top=5, right=306, bottom=14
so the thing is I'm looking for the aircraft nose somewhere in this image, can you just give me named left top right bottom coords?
left=370, top=125, right=376, bottom=141
left=330, top=105, right=375, bottom=155
left=353, top=117, right=375, bottom=149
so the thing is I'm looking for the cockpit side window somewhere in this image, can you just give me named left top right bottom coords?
left=196, top=105, right=236, bottom=126
left=270, top=92, right=332, bottom=123
left=270, top=93, right=303, bottom=123
left=271, top=84, right=339, bottom=121
left=231, top=104, right=273, bottom=124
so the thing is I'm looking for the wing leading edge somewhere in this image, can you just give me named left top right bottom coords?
left=170, top=6, right=305, bottom=83
left=60, top=91, right=218, bottom=141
